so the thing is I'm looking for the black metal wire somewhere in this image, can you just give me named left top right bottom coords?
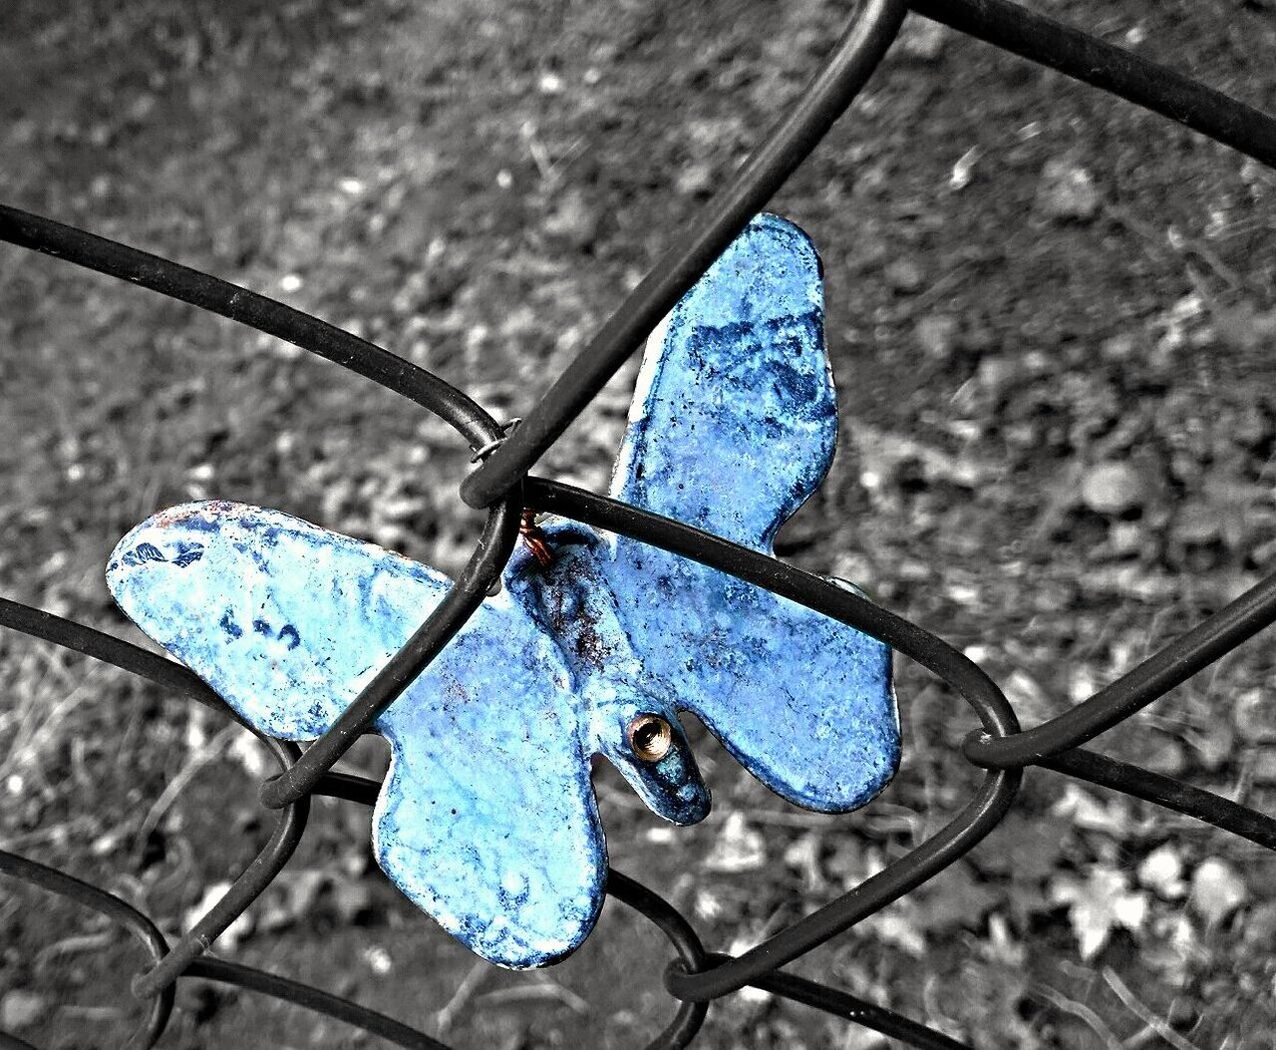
left=607, top=871, right=711, bottom=1050
left=0, top=597, right=245, bottom=719
left=912, top=0, right=1276, bottom=169
left=0, top=852, right=174, bottom=1049
left=255, top=495, right=522, bottom=810
left=735, top=960, right=973, bottom=1050
left=964, top=571, right=1276, bottom=768
left=182, top=957, right=452, bottom=1050
left=0, top=208, right=497, bottom=445
left=0, top=208, right=525, bottom=815
left=5, top=0, right=1276, bottom=1046
left=1042, top=748, right=1276, bottom=850
left=458, top=0, right=911, bottom=509
left=131, top=732, right=311, bottom=999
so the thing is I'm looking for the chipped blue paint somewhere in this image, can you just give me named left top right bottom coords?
left=106, top=213, right=899, bottom=970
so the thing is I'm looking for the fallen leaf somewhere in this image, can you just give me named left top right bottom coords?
left=864, top=905, right=927, bottom=957
left=781, top=832, right=826, bottom=892
left=1051, top=866, right=1149, bottom=960
left=1052, top=783, right=1134, bottom=836
left=703, top=813, right=766, bottom=874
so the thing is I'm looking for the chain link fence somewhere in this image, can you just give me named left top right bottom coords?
left=4, top=0, right=1276, bottom=1046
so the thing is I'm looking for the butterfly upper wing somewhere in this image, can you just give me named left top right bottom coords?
left=606, top=214, right=900, bottom=813
left=107, top=501, right=605, bottom=968
left=107, top=500, right=457, bottom=739
left=612, top=212, right=837, bottom=551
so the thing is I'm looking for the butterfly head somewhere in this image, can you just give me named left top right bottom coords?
left=592, top=688, right=710, bottom=826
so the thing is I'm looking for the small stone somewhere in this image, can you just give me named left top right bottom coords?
left=900, top=19, right=948, bottom=62
left=1036, top=159, right=1100, bottom=222
left=884, top=259, right=924, bottom=294
left=363, top=945, right=394, bottom=975
left=1, top=990, right=44, bottom=1030
left=916, top=314, right=960, bottom=359
left=542, top=188, right=599, bottom=250
left=1190, top=858, right=1248, bottom=925
left=1080, top=462, right=1146, bottom=515
left=675, top=161, right=716, bottom=197
left=1100, top=333, right=1139, bottom=362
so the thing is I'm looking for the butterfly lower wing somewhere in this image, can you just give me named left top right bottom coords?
left=606, top=214, right=899, bottom=812
left=107, top=501, right=605, bottom=967
left=610, top=213, right=836, bottom=552
left=377, top=677, right=603, bottom=968
left=607, top=552, right=899, bottom=812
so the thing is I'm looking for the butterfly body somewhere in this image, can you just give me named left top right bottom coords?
left=108, top=214, right=900, bottom=968
left=507, top=523, right=712, bottom=826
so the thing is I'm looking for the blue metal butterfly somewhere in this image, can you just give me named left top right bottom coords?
left=106, top=214, right=900, bottom=969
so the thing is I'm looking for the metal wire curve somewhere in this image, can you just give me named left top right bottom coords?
left=0, top=852, right=174, bottom=1049
left=458, top=0, right=911, bottom=508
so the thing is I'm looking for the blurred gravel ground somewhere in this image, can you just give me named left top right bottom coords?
left=4, top=1, right=1276, bottom=1047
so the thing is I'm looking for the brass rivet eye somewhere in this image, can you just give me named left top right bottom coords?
left=628, top=715, right=673, bottom=763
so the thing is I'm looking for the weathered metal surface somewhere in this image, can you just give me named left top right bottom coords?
left=606, top=214, right=899, bottom=812
left=106, top=213, right=898, bottom=969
